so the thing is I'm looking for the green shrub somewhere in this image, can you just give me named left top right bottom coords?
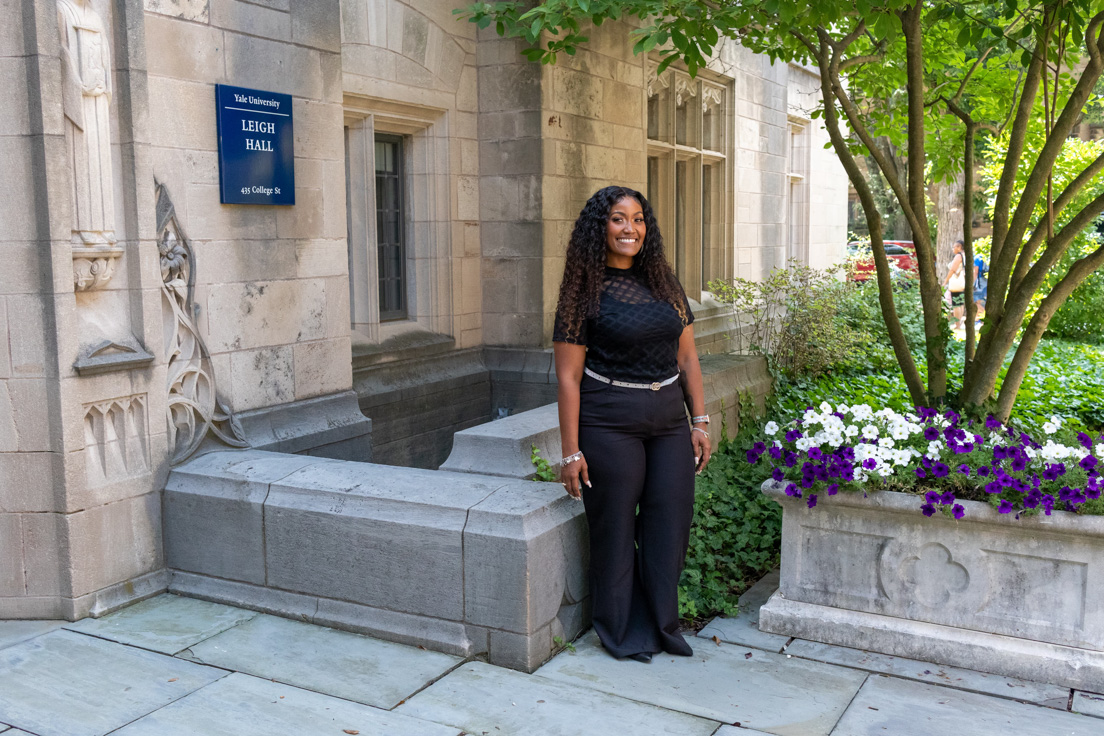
left=1046, top=261, right=1104, bottom=344
left=709, top=262, right=863, bottom=379
left=678, top=413, right=782, bottom=622
left=834, top=272, right=927, bottom=371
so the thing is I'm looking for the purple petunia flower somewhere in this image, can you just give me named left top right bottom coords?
left=985, top=481, right=1002, bottom=494
left=915, top=467, right=927, bottom=479
left=998, top=499, right=1014, bottom=514
left=925, top=490, right=941, bottom=504
left=807, top=494, right=818, bottom=509
left=993, top=446, right=1007, bottom=461
left=769, top=445, right=783, bottom=460
left=956, top=464, right=971, bottom=476
left=952, top=504, right=965, bottom=519
left=985, top=415, right=1002, bottom=430
left=785, top=430, right=802, bottom=443
left=862, top=458, right=878, bottom=470
left=746, top=449, right=760, bottom=464
left=753, top=442, right=766, bottom=453
left=1043, top=463, right=1066, bottom=481
left=977, top=465, right=990, bottom=477
left=826, top=483, right=839, bottom=496
left=785, top=452, right=798, bottom=468
left=808, top=447, right=824, bottom=461
left=1079, top=432, right=1094, bottom=450
left=1080, top=455, right=1098, bottom=472
left=921, top=503, right=936, bottom=517
left=932, top=462, right=950, bottom=478
left=1011, top=456, right=1028, bottom=472
left=772, top=467, right=786, bottom=482
left=940, top=491, right=955, bottom=505
left=784, top=483, right=800, bottom=498
left=924, top=427, right=939, bottom=441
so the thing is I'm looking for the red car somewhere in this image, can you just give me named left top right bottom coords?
left=847, top=240, right=918, bottom=281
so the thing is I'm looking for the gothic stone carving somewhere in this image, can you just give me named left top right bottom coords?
left=83, top=394, right=149, bottom=485
left=156, top=181, right=247, bottom=464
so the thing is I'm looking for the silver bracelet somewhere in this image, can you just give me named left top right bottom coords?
left=691, top=415, right=710, bottom=424
left=562, top=450, right=584, bottom=465
left=692, top=427, right=709, bottom=438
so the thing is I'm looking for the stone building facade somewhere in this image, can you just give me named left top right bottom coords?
left=0, top=0, right=846, bottom=624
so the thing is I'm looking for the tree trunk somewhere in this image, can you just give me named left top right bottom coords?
left=933, top=171, right=965, bottom=282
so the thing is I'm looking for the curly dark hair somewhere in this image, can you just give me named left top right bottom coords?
left=555, top=186, right=686, bottom=341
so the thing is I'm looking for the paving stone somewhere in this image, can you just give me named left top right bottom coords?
left=832, top=674, right=1096, bottom=736
left=785, top=639, right=1070, bottom=708
left=111, top=672, right=459, bottom=736
left=698, top=614, right=790, bottom=653
left=534, top=631, right=867, bottom=735
left=714, top=726, right=774, bottom=736
left=1072, top=691, right=1104, bottom=719
left=397, top=661, right=719, bottom=736
left=0, top=629, right=224, bottom=736
left=65, top=594, right=257, bottom=655
left=0, top=621, right=64, bottom=651
left=178, top=613, right=462, bottom=709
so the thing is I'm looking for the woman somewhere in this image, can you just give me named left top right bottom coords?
left=553, top=186, right=711, bottom=664
left=943, top=239, right=967, bottom=329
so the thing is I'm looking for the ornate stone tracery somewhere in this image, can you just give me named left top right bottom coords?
left=702, top=85, right=724, bottom=113
left=156, top=181, right=247, bottom=464
left=674, top=75, right=696, bottom=107
left=646, top=65, right=671, bottom=98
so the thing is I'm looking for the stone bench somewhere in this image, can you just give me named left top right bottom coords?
left=163, top=450, right=588, bottom=672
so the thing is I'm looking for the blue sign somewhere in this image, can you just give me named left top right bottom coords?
left=215, top=84, right=294, bottom=205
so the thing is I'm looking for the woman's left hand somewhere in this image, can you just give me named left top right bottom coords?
left=692, top=426, right=711, bottom=474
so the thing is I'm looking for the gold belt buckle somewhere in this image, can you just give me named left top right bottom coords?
left=651, top=382, right=661, bottom=391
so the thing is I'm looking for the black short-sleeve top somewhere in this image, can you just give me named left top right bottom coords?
left=552, top=266, right=694, bottom=383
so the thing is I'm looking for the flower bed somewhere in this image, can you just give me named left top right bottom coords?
left=748, top=402, right=1104, bottom=519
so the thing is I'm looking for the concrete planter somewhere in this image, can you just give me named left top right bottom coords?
left=758, top=480, right=1104, bottom=691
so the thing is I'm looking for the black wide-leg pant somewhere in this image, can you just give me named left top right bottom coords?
left=577, top=373, right=696, bottom=658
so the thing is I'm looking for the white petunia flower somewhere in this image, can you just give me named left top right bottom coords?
left=928, top=440, right=942, bottom=455
left=836, top=403, right=850, bottom=414
left=878, top=437, right=895, bottom=448
left=765, top=421, right=780, bottom=435
left=1043, top=422, right=1058, bottom=435
left=1051, top=415, right=1063, bottom=427
left=1097, top=443, right=1104, bottom=458
left=862, top=425, right=879, bottom=440
left=844, top=425, right=860, bottom=438
left=890, top=424, right=910, bottom=441
left=819, top=401, right=834, bottom=414
left=795, top=437, right=813, bottom=451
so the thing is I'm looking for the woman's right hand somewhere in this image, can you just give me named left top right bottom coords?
left=560, top=454, right=590, bottom=499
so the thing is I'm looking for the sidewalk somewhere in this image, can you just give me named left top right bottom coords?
left=0, top=575, right=1101, bottom=735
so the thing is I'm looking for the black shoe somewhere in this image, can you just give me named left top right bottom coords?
left=628, top=652, right=653, bottom=663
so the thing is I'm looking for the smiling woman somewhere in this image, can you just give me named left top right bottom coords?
left=552, top=186, right=710, bottom=663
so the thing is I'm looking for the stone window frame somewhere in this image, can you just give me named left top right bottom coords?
left=646, top=64, right=733, bottom=298
left=786, top=113, right=812, bottom=264
left=344, top=96, right=453, bottom=344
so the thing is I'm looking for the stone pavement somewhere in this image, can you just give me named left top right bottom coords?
left=1, top=579, right=1102, bottom=736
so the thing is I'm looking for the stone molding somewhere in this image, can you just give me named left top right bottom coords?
left=73, top=339, right=155, bottom=376
left=72, top=245, right=125, bottom=291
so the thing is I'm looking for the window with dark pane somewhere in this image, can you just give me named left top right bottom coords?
left=375, top=134, right=406, bottom=320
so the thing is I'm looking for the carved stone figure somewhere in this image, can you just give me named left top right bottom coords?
left=58, top=0, right=117, bottom=246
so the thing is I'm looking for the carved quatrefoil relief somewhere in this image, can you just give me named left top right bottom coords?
left=899, top=543, right=970, bottom=607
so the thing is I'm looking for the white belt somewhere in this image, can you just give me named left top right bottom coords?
left=584, top=367, right=679, bottom=391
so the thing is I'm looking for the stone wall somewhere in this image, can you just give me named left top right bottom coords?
left=341, top=0, right=484, bottom=349
left=1, top=0, right=169, bottom=620
left=145, top=0, right=351, bottom=414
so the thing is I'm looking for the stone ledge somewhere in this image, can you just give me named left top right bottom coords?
left=163, top=450, right=588, bottom=671
left=760, top=594, right=1104, bottom=693
left=234, top=391, right=372, bottom=461
left=439, top=404, right=560, bottom=478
